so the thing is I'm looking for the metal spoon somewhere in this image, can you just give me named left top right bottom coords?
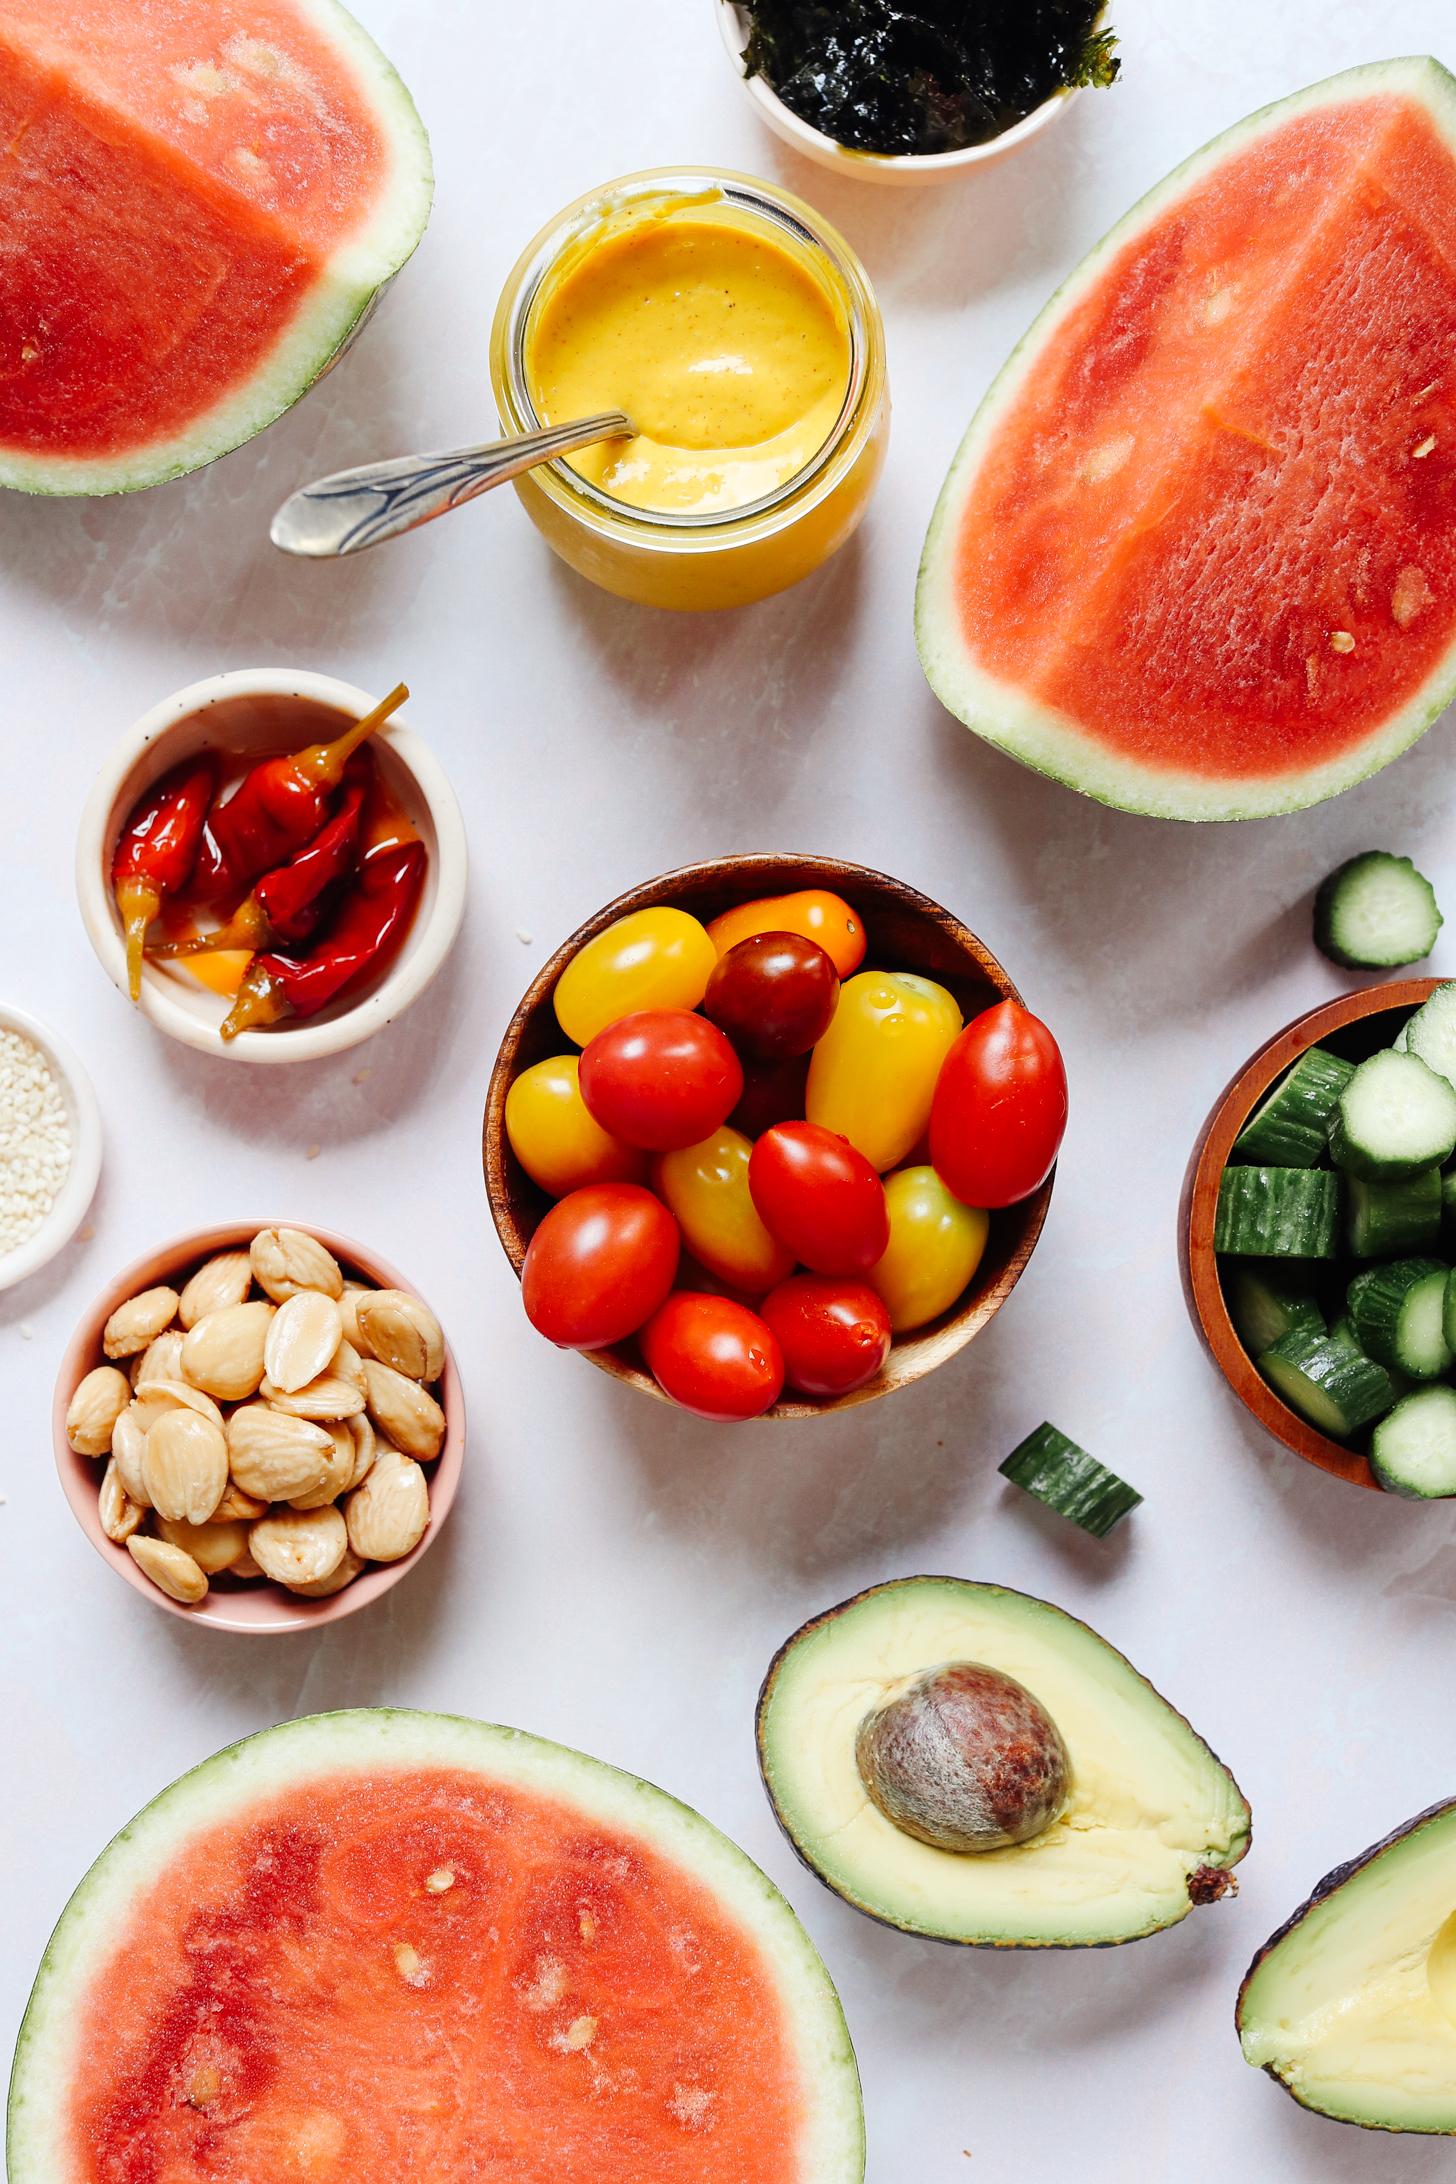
left=269, top=410, right=634, bottom=558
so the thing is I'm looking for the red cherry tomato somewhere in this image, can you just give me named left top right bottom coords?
left=521, top=1184, right=679, bottom=1350
left=929, top=1001, right=1068, bottom=1209
left=761, top=1276, right=892, bottom=1397
left=732, top=1053, right=810, bottom=1139
left=703, top=932, right=839, bottom=1062
left=579, top=1010, right=744, bottom=1153
left=641, top=1293, right=784, bottom=1421
left=748, top=1120, right=890, bottom=1275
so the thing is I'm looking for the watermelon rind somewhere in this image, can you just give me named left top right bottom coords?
left=0, top=0, right=434, bottom=498
left=5, top=1708, right=865, bottom=2183
left=916, top=57, right=1456, bottom=822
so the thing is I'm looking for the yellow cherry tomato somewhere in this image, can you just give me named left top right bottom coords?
left=554, top=907, right=717, bottom=1046
left=505, top=1055, right=647, bottom=1197
left=806, top=971, right=963, bottom=1171
left=870, top=1166, right=988, bottom=1333
left=655, top=1127, right=796, bottom=1294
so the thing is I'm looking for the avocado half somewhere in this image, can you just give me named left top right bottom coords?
left=756, top=1577, right=1251, bottom=1947
left=1238, top=1799, right=1456, bottom=2134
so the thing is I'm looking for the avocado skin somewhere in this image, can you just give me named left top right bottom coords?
left=1236, top=1796, right=1456, bottom=2133
left=756, top=1575, right=1252, bottom=1949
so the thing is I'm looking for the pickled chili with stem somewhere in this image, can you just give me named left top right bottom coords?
left=111, top=754, right=217, bottom=1001
left=147, top=770, right=369, bottom=961
left=205, top=682, right=407, bottom=895
left=220, top=841, right=427, bottom=1042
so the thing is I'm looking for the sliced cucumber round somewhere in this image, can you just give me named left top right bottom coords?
left=1404, top=983, right=1456, bottom=1093
left=1313, top=852, right=1442, bottom=969
left=1346, top=1168, right=1443, bottom=1258
left=1347, top=1259, right=1452, bottom=1380
left=997, top=1424, right=1141, bottom=1539
left=1258, top=1328, right=1396, bottom=1438
left=1223, top=1265, right=1325, bottom=1354
left=1232, top=1047, right=1354, bottom=1168
left=1329, top=1050, right=1456, bottom=1182
left=1215, top=1168, right=1340, bottom=1258
left=1371, top=1387, right=1456, bottom=1497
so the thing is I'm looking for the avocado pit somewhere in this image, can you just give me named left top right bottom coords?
left=854, top=1660, right=1069, bottom=1854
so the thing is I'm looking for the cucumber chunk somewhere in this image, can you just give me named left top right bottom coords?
left=1329, top=1050, right=1456, bottom=1182
left=1347, top=1259, right=1452, bottom=1380
left=1313, top=852, right=1442, bottom=968
left=1404, top=983, right=1456, bottom=1092
left=1223, top=1265, right=1324, bottom=1353
left=998, top=1424, right=1141, bottom=1538
left=1330, top=1314, right=1412, bottom=1402
left=1370, top=1387, right=1456, bottom=1498
left=1214, top=1167, right=1340, bottom=1258
left=1346, top=1168, right=1442, bottom=1258
left=1231, top=1048, right=1354, bottom=1168
left=1259, top=1328, right=1396, bottom=1437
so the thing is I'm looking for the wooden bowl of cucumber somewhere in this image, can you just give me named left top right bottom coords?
left=1182, top=978, right=1456, bottom=1494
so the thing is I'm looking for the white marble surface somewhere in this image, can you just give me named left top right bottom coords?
left=4, top=1, right=1455, bottom=2175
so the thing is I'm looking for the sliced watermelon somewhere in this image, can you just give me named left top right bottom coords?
left=0, top=0, right=432, bottom=495
left=918, top=58, right=1456, bottom=819
left=6, top=1710, right=864, bottom=2184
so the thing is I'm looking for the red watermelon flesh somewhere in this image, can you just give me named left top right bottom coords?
left=917, top=61, right=1456, bottom=818
left=65, top=1765, right=809, bottom=2182
left=0, top=0, right=431, bottom=492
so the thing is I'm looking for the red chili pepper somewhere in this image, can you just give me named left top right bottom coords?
left=146, top=771, right=368, bottom=961
left=220, top=841, right=426, bottom=1042
left=111, top=755, right=217, bottom=1001
left=205, top=682, right=407, bottom=896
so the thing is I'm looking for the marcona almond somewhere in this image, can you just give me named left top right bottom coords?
left=212, top=1479, right=268, bottom=1522
left=131, top=1378, right=225, bottom=1432
left=249, top=1505, right=348, bottom=1588
left=226, top=1405, right=334, bottom=1501
left=229, top=1550, right=263, bottom=1580
left=338, top=1283, right=374, bottom=1349
left=345, top=1410, right=376, bottom=1488
left=98, top=1459, right=144, bottom=1542
left=288, top=1423, right=356, bottom=1509
left=132, top=1329, right=187, bottom=1388
left=178, top=1251, right=254, bottom=1329
left=345, top=1449, right=429, bottom=1562
left=264, top=1290, right=343, bottom=1394
left=262, top=1371, right=365, bottom=1421
left=182, top=1301, right=274, bottom=1401
left=142, top=1409, right=228, bottom=1526
left=287, top=1546, right=364, bottom=1598
left=362, top=1359, right=445, bottom=1461
left=250, top=1227, right=343, bottom=1304
left=127, top=1534, right=208, bottom=1604
left=110, top=1405, right=152, bottom=1508
left=354, top=1290, right=444, bottom=1383
left=66, top=1365, right=131, bottom=1457
left=332, top=1337, right=368, bottom=1393
left=103, top=1286, right=180, bottom=1359
left=155, top=1515, right=250, bottom=1573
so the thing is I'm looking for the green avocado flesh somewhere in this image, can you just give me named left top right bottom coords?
left=1239, top=1799, right=1456, bottom=2133
left=757, top=1578, right=1251, bottom=1947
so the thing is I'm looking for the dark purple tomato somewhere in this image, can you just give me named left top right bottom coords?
left=731, top=1053, right=810, bottom=1139
left=703, top=931, right=840, bottom=1063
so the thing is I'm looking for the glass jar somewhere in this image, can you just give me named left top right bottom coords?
left=490, top=168, right=890, bottom=612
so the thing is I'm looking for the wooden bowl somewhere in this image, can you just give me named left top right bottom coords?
left=1180, top=980, right=1440, bottom=1491
left=53, top=1221, right=465, bottom=1632
left=483, top=854, right=1053, bottom=1417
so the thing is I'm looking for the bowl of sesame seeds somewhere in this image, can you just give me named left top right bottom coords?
left=0, top=1004, right=101, bottom=1292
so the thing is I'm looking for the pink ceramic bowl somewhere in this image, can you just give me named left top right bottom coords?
left=53, top=1221, right=464, bottom=1634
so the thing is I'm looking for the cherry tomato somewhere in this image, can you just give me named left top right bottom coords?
left=807, top=972, right=962, bottom=1171
left=707, top=889, right=867, bottom=978
left=930, top=1001, right=1068, bottom=1209
left=579, top=1010, right=744, bottom=1152
left=505, top=1054, right=647, bottom=1197
left=748, top=1120, right=889, bottom=1275
left=761, top=1275, right=892, bottom=1397
left=869, top=1167, right=988, bottom=1333
left=521, top=1184, right=679, bottom=1350
left=732, top=1053, right=810, bottom=1138
left=703, top=932, right=839, bottom=1062
left=641, top=1293, right=784, bottom=1420
left=655, top=1127, right=796, bottom=1294
left=554, top=907, right=716, bottom=1046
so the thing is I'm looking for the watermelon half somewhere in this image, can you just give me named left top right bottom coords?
left=6, top=1710, right=864, bottom=2184
left=918, top=59, right=1456, bottom=819
left=0, top=0, right=432, bottom=496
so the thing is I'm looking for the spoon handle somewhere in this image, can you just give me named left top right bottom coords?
left=269, top=411, right=634, bottom=559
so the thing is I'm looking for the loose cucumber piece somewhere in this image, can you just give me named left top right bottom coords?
left=1404, top=983, right=1456, bottom=1092
left=1231, top=1047, right=1354, bottom=1167
left=1370, top=1386, right=1456, bottom=1497
left=1259, top=1328, right=1396, bottom=1438
left=1313, top=852, right=1442, bottom=968
left=1347, top=1258, right=1452, bottom=1380
left=1223, top=1265, right=1324, bottom=1353
left=998, top=1424, right=1141, bottom=1539
left=1214, top=1167, right=1340, bottom=1258
left=1329, top=1050, right=1456, bottom=1182
left=1346, top=1168, right=1442, bottom=1258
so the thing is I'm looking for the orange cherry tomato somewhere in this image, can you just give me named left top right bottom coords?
left=707, top=890, right=867, bottom=979
left=505, top=1055, right=647, bottom=1197
left=655, top=1127, right=796, bottom=1294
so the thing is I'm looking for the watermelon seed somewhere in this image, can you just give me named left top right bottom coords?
left=578, top=1907, right=598, bottom=1942
left=552, top=2015, right=598, bottom=2053
left=1329, top=631, right=1356, bottom=654
left=424, top=1866, right=455, bottom=1894
left=186, top=2066, right=221, bottom=2109
left=1414, top=436, right=1437, bottom=460
left=393, top=1941, right=431, bottom=1987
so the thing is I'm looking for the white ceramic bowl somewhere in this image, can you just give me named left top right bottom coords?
left=0, top=1003, right=102, bottom=1292
left=76, top=670, right=467, bottom=1065
left=716, top=0, right=1079, bottom=183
